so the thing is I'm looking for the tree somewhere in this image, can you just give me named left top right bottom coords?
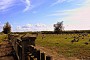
left=54, top=21, right=64, bottom=33
left=3, top=22, right=11, bottom=34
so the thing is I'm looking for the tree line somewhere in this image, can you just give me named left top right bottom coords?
left=2, top=21, right=90, bottom=34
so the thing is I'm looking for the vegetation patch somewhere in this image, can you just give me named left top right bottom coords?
left=0, top=34, right=8, bottom=43
left=36, top=34, right=90, bottom=59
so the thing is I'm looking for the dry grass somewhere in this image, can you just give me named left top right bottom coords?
left=36, top=34, right=90, bottom=60
left=0, top=34, right=8, bottom=43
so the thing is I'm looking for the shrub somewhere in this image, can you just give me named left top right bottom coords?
left=3, top=22, right=11, bottom=34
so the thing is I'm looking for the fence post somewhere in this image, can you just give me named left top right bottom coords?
left=29, top=45, right=34, bottom=53
left=33, top=58, right=37, bottom=60
left=22, top=41, right=25, bottom=60
left=27, top=52, right=32, bottom=60
left=41, top=52, right=46, bottom=60
left=32, top=47, right=37, bottom=58
left=36, top=49, right=41, bottom=60
left=30, top=56, right=34, bottom=60
left=46, top=56, right=53, bottom=60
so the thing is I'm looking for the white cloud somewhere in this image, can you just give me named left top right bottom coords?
left=51, top=0, right=66, bottom=6
left=14, top=23, right=54, bottom=32
left=0, top=0, right=33, bottom=12
left=22, top=24, right=32, bottom=28
left=62, top=0, right=90, bottom=20
left=16, top=26, right=21, bottom=30
left=22, top=0, right=32, bottom=12
left=67, top=0, right=73, bottom=2
left=50, top=0, right=75, bottom=6
left=0, top=0, right=43, bottom=12
left=47, top=11, right=68, bottom=17
left=0, top=0, right=16, bottom=12
left=64, top=24, right=90, bottom=30
left=35, top=23, right=46, bottom=27
left=49, top=0, right=90, bottom=30
left=61, top=0, right=90, bottom=30
left=0, top=21, right=4, bottom=32
left=33, top=24, right=53, bottom=31
left=21, top=0, right=45, bottom=12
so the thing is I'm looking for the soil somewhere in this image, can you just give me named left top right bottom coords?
left=0, top=39, right=17, bottom=60
left=36, top=45, right=80, bottom=60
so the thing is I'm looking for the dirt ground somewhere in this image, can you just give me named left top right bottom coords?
left=36, top=45, right=80, bottom=60
left=0, top=39, right=83, bottom=60
left=0, top=39, right=16, bottom=60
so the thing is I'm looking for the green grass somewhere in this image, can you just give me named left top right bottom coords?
left=0, top=34, right=8, bottom=43
left=36, top=34, right=90, bottom=59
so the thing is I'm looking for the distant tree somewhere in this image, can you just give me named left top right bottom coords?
left=3, top=22, right=11, bottom=34
left=54, top=21, right=64, bottom=33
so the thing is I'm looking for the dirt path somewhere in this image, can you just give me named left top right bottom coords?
left=0, top=39, right=17, bottom=60
left=36, top=45, right=80, bottom=60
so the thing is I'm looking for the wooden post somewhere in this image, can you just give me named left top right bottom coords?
left=36, top=50, right=40, bottom=60
left=22, top=41, right=25, bottom=60
left=18, top=46, right=22, bottom=60
left=15, top=40, right=19, bottom=60
left=30, top=56, right=34, bottom=60
left=29, top=45, right=34, bottom=53
left=27, top=53, right=32, bottom=60
left=21, top=34, right=36, bottom=60
left=27, top=55, right=30, bottom=60
left=33, top=58, right=37, bottom=60
left=32, top=47, right=37, bottom=58
left=46, top=56, right=52, bottom=60
left=41, top=52, right=46, bottom=60
left=31, top=57, right=37, bottom=60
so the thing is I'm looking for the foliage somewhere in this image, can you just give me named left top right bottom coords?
left=54, top=21, right=64, bottom=33
left=41, top=31, right=54, bottom=34
left=3, top=22, right=11, bottom=34
left=11, top=30, right=90, bottom=35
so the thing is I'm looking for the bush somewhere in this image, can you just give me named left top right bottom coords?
left=3, top=22, right=11, bottom=34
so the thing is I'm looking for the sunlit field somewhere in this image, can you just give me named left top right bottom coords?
left=36, top=34, right=90, bottom=59
left=0, top=34, right=7, bottom=43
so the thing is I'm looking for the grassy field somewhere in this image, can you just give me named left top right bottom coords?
left=0, top=34, right=8, bottom=43
left=36, top=34, right=90, bottom=59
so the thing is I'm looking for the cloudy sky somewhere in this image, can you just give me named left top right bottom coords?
left=0, top=0, right=90, bottom=32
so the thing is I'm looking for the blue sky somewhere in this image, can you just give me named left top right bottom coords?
left=0, top=0, right=90, bottom=32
